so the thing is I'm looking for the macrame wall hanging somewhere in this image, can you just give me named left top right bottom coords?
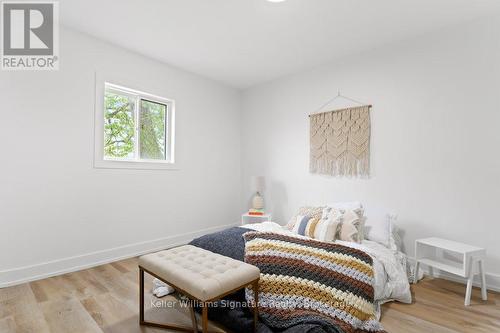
left=309, top=104, right=371, bottom=177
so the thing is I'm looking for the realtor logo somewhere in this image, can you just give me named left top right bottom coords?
left=1, top=1, right=59, bottom=70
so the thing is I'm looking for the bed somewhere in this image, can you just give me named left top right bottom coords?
left=185, top=219, right=411, bottom=333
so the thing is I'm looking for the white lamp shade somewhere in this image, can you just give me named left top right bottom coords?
left=251, top=176, right=265, bottom=192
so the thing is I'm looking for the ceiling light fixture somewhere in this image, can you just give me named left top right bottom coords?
left=267, top=0, right=286, bottom=2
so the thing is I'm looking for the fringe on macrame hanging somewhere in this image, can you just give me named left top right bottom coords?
left=309, top=105, right=371, bottom=178
left=310, top=152, right=370, bottom=178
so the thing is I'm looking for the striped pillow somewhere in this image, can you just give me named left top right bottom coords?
left=291, top=211, right=341, bottom=242
left=286, top=206, right=324, bottom=230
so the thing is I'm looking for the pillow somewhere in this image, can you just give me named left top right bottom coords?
left=363, top=212, right=401, bottom=249
left=363, top=214, right=392, bottom=247
left=388, top=222, right=402, bottom=252
left=316, top=209, right=342, bottom=242
left=292, top=215, right=310, bottom=234
left=291, top=210, right=341, bottom=242
left=286, top=206, right=324, bottom=230
left=327, top=202, right=365, bottom=240
left=291, top=215, right=313, bottom=234
left=337, top=209, right=363, bottom=243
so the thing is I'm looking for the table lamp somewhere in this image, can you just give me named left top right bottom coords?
left=251, top=176, right=265, bottom=210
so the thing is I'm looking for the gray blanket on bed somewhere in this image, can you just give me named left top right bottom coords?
left=189, top=226, right=341, bottom=333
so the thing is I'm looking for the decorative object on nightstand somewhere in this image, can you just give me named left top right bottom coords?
left=248, top=208, right=265, bottom=216
left=242, top=212, right=272, bottom=225
left=251, top=176, right=265, bottom=210
left=414, top=237, right=487, bottom=306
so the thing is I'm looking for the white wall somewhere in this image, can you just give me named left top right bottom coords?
left=2, top=15, right=500, bottom=290
left=241, top=15, right=500, bottom=281
left=0, top=27, right=242, bottom=286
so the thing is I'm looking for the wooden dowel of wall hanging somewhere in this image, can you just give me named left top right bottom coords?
left=308, top=104, right=372, bottom=117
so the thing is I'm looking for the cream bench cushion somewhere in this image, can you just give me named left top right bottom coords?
left=139, top=245, right=260, bottom=301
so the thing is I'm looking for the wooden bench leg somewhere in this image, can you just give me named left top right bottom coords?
left=252, top=280, right=259, bottom=333
left=202, top=302, right=208, bottom=333
left=139, top=267, right=145, bottom=324
left=188, top=301, right=198, bottom=333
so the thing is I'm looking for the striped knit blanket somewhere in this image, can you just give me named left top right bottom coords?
left=243, top=231, right=386, bottom=333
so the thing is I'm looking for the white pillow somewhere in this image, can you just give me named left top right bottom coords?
left=363, top=211, right=403, bottom=250
left=388, top=222, right=403, bottom=252
left=363, top=215, right=392, bottom=247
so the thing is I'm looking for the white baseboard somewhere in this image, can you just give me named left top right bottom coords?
left=407, top=257, right=500, bottom=293
left=0, top=223, right=238, bottom=288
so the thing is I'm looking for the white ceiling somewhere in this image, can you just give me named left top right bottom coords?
left=61, top=0, right=500, bottom=89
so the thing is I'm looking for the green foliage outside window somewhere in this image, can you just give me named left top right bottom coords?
left=104, top=92, right=135, bottom=158
left=140, top=100, right=166, bottom=160
left=104, top=90, right=167, bottom=160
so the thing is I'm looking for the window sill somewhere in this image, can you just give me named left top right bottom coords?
left=94, top=159, right=180, bottom=171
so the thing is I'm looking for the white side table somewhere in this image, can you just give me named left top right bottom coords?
left=241, top=213, right=271, bottom=225
left=414, top=237, right=487, bottom=306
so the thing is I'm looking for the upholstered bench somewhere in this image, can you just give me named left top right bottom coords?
left=139, top=245, right=260, bottom=333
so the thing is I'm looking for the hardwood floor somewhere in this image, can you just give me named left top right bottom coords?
left=1, top=257, right=498, bottom=333
left=382, top=278, right=500, bottom=332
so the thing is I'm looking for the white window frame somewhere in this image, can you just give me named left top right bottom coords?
left=94, top=80, right=177, bottom=170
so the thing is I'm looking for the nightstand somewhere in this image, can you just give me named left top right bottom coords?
left=241, top=213, right=271, bottom=225
left=414, top=237, right=487, bottom=306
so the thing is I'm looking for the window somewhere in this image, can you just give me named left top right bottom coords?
left=99, top=83, right=174, bottom=166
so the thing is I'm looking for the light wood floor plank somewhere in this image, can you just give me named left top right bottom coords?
left=0, top=283, right=51, bottom=333
left=0, top=316, right=17, bottom=333
left=39, top=299, right=103, bottom=333
left=30, top=276, right=74, bottom=303
left=381, top=307, right=457, bottom=333
left=80, top=293, right=162, bottom=333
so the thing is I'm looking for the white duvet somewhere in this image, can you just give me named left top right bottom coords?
left=243, top=222, right=412, bottom=317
